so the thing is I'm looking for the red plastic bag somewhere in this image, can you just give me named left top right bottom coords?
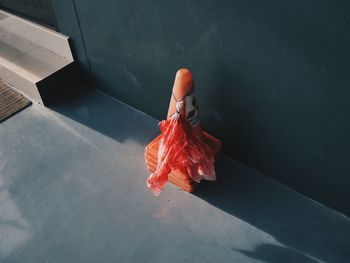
left=146, top=112, right=216, bottom=196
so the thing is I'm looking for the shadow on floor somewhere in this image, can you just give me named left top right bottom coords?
left=48, top=83, right=159, bottom=145
left=195, top=155, right=350, bottom=263
left=44, top=77, right=350, bottom=262
left=234, top=244, right=319, bottom=263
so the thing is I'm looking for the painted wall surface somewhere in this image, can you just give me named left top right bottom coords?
left=52, top=0, right=350, bottom=215
left=0, top=0, right=56, bottom=26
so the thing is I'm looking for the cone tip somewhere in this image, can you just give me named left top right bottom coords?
left=176, top=68, right=193, bottom=84
left=176, top=68, right=192, bottom=77
left=173, top=68, right=193, bottom=95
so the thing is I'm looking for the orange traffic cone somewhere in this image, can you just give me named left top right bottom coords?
left=145, top=68, right=222, bottom=195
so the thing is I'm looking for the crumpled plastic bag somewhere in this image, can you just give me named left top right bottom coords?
left=146, top=112, right=216, bottom=196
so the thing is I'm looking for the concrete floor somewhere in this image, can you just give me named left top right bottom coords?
left=0, top=89, right=349, bottom=263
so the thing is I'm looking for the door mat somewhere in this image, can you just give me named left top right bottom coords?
left=0, top=80, right=31, bottom=122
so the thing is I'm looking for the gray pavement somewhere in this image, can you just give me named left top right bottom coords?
left=0, top=89, right=349, bottom=263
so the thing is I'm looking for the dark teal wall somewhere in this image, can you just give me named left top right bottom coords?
left=52, top=0, right=350, bottom=215
left=0, top=0, right=56, bottom=26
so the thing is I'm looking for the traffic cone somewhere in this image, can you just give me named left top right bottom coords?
left=145, top=68, right=222, bottom=195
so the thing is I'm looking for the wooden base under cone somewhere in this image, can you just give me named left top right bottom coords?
left=145, top=132, right=222, bottom=193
